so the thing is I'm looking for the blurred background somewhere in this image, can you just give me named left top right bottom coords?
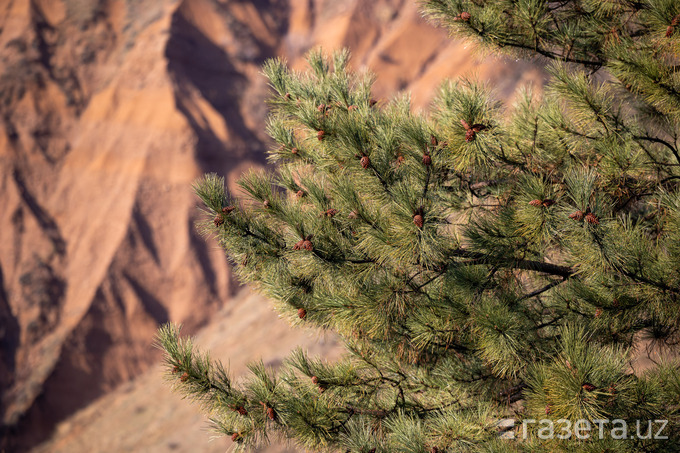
left=0, top=0, right=544, bottom=451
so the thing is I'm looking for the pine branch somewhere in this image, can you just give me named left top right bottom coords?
left=449, top=249, right=573, bottom=278
left=634, top=134, right=680, bottom=166
left=161, top=7, right=680, bottom=448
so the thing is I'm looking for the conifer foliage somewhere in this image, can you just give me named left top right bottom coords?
left=158, top=1, right=680, bottom=451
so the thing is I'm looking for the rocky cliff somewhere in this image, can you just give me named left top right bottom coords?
left=0, top=0, right=543, bottom=451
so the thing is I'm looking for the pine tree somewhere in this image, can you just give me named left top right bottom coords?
left=157, top=1, right=680, bottom=451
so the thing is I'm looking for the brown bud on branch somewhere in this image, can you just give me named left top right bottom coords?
left=460, top=119, right=487, bottom=142
left=569, top=210, right=585, bottom=221
left=585, top=213, right=600, bottom=225
left=360, top=155, right=370, bottom=169
left=582, top=383, right=596, bottom=392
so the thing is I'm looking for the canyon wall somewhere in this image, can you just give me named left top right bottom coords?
left=0, top=0, right=543, bottom=450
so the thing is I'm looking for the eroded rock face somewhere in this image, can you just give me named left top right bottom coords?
left=0, top=0, right=543, bottom=450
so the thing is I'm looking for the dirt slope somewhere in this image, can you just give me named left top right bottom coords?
left=31, top=289, right=343, bottom=453
left=0, top=0, right=543, bottom=451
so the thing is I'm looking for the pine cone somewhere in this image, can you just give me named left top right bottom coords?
left=460, top=11, right=471, bottom=21
left=322, top=208, right=338, bottom=218
left=430, top=135, right=438, bottom=146
left=396, top=155, right=405, bottom=167
left=213, top=215, right=224, bottom=227
left=263, top=200, right=270, bottom=209
left=318, top=103, right=326, bottom=112
left=317, top=130, right=325, bottom=141
left=311, top=376, right=319, bottom=384
left=582, top=383, right=596, bottom=392
left=172, top=365, right=180, bottom=374
left=585, top=213, right=600, bottom=225
left=222, top=206, right=236, bottom=214
left=595, top=308, right=603, bottom=318
left=266, top=407, right=277, bottom=421
left=529, top=199, right=542, bottom=207
left=231, top=433, right=241, bottom=442
left=461, top=120, right=487, bottom=141
left=298, top=308, right=307, bottom=319
left=360, top=155, right=370, bottom=169
left=348, top=105, right=358, bottom=112
left=180, top=372, right=189, bottom=382
left=296, top=190, right=305, bottom=198
left=545, top=405, right=551, bottom=415
left=231, top=405, right=248, bottom=415
left=291, top=147, right=298, bottom=154
left=293, top=237, right=314, bottom=251
left=422, top=154, right=432, bottom=166
left=569, top=210, right=585, bottom=221
left=413, top=214, right=424, bottom=229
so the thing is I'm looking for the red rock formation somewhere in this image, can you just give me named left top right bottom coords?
left=0, top=0, right=543, bottom=450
